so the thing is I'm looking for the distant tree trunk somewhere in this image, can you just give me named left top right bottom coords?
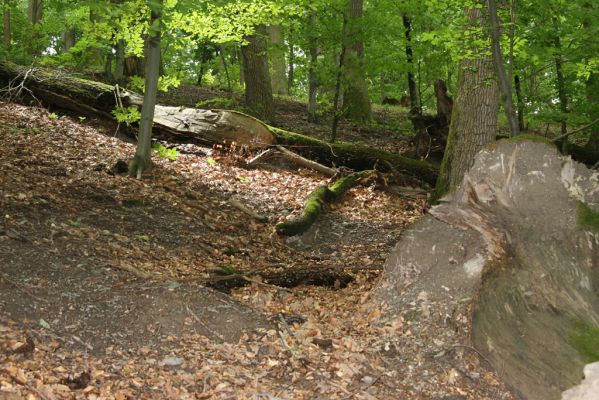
left=268, top=25, right=287, bottom=96
left=218, top=45, right=232, bottom=94
left=27, top=0, right=42, bottom=23
left=104, top=51, right=113, bottom=80
left=61, top=28, right=75, bottom=51
left=553, top=32, right=569, bottom=153
left=287, top=41, right=294, bottom=94
left=514, top=74, right=525, bottom=131
left=129, top=0, right=162, bottom=178
left=434, top=6, right=499, bottom=200
left=2, top=2, right=9, bottom=48
left=114, top=39, right=125, bottom=83
left=331, top=12, right=348, bottom=142
left=237, top=46, right=244, bottom=87
left=241, top=25, right=274, bottom=123
left=125, top=55, right=144, bottom=77
left=342, top=0, right=371, bottom=123
left=487, top=0, right=519, bottom=137
left=307, top=12, right=319, bottom=123
left=584, top=72, right=599, bottom=153
left=434, top=79, right=452, bottom=125
left=402, top=15, right=420, bottom=117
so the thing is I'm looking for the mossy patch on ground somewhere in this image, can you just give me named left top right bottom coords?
left=577, top=201, right=599, bottom=232
left=568, top=321, right=599, bottom=362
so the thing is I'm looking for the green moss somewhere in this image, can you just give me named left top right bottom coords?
left=577, top=201, right=599, bottom=232
left=568, top=321, right=599, bottom=362
left=496, top=134, right=558, bottom=149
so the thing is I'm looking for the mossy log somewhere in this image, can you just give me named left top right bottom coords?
left=0, top=61, right=438, bottom=183
left=276, top=170, right=371, bottom=236
left=269, top=127, right=438, bottom=185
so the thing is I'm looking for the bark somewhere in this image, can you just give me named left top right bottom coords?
left=218, top=46, right=232, bottom=94
left=331, top=13, right=348, bottom=142
left=237, top=46, right=244, bottom=87
left=554, top=32, right=569, bottom=153
left=125, top=55, right=144, bottom=77
left=433, top=6, right=499, bottom=200
left=287, top=40, right=294, bottom=94
left=268, top=25, right=287, bottom=96
left=27, top=0, right=42, bottom=24
left=0, top=61, right=438, bottom=184
left=514, top=74, right=525, bottom=131
left=114, top=40, right=125, bottom=84
left=276, top=171, right=372, bottom=236
left=402, top=15, right=421, bottom=117
left=62, top=28, right=75, bottom=51
left=307, top=13, right=319, bottom=123
left=129, top=0, right=162, bottom=178
left=342, top=0, right=371, bottom=123
left=3, top=3, right=10, bottom=48
left=241, top=25, right=274, bottom=123
left=487, top=0, right=519, bottom=137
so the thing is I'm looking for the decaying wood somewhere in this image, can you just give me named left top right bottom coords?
left=228, top=197, right=268, bottom=222
left=275, top=145, right=338, bottom=177
left=0, top=61, right=438, bottom=185
left=276, top=170, right=374, bottom=236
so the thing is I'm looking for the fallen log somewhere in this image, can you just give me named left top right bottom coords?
left=0, top=61, right=438, bottom=184
left=276, top=170, right=373, bottom=236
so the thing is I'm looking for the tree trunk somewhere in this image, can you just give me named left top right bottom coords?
left=342, top=0, right=371, bottom=123
left=125, top=55, right=144, bottom=77
left=287, top=40, right=294, bottom=94
left=62, top=28, right=75, bottom=51
left=3, top=2, right=10, bottom=48
left=307, top=12, right=319, bottom=123
left=268, top=25, right=287, bottom=96
left=514, top=74, right=525, bottom=131
left=237, top=46, right=244, bottom=87
left=114, top=39, right=125, bottom=84
left=403, top=15, right=420, bottom=117
left=487, top=0, right=519, bottom=137
left=129, top=0, right=162, bottom=178
left=554, top=33, right=569, bottom=153
left=584, top=72, right=599, bottom=153
left=433, top=6, right=499, bottom=200
left=241, top=25, right=274, bottom=123
left=331, top=13, right=348, bottom=142
left=27, top=0, right=42, bottom=24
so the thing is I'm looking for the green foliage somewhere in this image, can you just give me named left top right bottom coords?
left=152, top=143, right=180, bottom=160
left=568, top=321, right=599, bottom=362
left=112, top=106, right=141, bottom=125
left=206, top=156, right=217, bottom=167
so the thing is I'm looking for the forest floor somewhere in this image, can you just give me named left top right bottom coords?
left=0, top=94, right=511, bottom=399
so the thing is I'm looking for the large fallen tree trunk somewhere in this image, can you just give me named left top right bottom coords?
left=0, top=61, right=438, bottom=185
left=371, top=138, right=599, bottom=400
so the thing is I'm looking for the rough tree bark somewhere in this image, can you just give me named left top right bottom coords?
left=402, top=15, right=420, bottom=117
left=487, top=0, right=519, bottom=137
left=342, top=0, right=371, bottom=123
left=268, top=25, right=288, bottom=96
left=128, top=0, right=162, bottom=178
left=307, top=12, right=319, bottom=123
left=3, top=1, right=10, bottom=48
left=241, top=25, right=274, bottom=123
left=433, top=5, right=499, bottom=200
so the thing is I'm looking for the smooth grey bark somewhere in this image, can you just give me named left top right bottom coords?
left=241, top=25, right=274, bottom=123
left=487, top=0, right=519, bottom=137
left=129, top=0, right=162, bottom=178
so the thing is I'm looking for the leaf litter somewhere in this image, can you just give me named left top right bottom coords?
left=0, top=101, right=512, bottom=399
